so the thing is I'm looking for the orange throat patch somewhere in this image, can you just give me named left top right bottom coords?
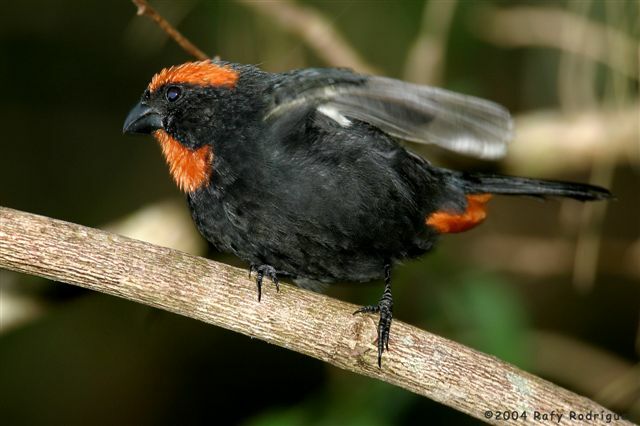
left=153, top=130, right=213, bottom=193
left=426, top=194, right=492, bottom=234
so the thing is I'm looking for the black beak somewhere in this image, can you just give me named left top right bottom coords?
left=123, top=102, right=163, bottom=135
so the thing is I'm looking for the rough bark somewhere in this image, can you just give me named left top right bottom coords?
left=0, top=207, right=631, bottom=425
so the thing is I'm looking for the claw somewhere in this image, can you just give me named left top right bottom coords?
left=256, top=269, right=264, bottom=302
left=251, top=264, right=279, bottom=301
left=354, top=300, right=392, bottom=366
left=353, top=305, right=379, bottom=315
left=354, top=264, right=393, bottom=367
left=377, top=304, right=392, bottom=366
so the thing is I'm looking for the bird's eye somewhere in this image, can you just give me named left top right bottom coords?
left=165, top=86, right=182, bottom=102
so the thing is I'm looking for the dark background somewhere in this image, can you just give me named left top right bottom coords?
left=1, top=0, right=638, bottom=424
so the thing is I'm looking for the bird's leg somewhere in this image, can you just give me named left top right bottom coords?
left=249, top=264, right=279, bottom=302
left=353, top=263, right=393, bottom=367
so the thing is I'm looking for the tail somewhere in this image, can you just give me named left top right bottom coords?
left=425, top=170, right=612, bottom=234
left=451, top=171, right=612, bottom=201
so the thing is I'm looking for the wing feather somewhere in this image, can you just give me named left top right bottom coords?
left=266, top=72, right=513, bottom=160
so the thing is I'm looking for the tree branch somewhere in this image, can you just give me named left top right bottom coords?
left=131, top=0, right=209, bottom=60
left=0, top=206, right=630, bottom=425
left=236, top=0, right=379, bottom=75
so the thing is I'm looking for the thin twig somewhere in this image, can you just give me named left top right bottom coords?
left=131, top=0, right=208, bottom=60
left=506, top=107, right=639, bottom=175
left=0, top=206, right=631, bottom=425
left=466, top=234, right=639, bottom=279
left=403, top=0, right=457, bottom=85
left=594, top=363, right=640, bottom=415
left=533, top=330, right=637, bottom=412
left=472, top=6, right=639, bottom=81
left=236, top=0, right=378, bottom=74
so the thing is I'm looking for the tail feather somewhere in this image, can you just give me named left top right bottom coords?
left=452, top=171, right=612, bottom=201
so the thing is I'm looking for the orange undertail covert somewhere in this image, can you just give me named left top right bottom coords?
left=154, top=129, right=213, bottom=193
left=148, top=60, right=239, bottom=92
left=426, top=194, right=492, bottom=233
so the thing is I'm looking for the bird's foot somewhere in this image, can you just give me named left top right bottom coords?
left=249, top=264, right=279, bottom=302
left=353, top=264, right=393, bottom=367
left=354, top=299, right=393, bottom=367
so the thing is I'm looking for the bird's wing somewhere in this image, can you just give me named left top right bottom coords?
left=265, top=70, right=513, bottom=160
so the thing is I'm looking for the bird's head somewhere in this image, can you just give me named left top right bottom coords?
left=123, top=60, right=240, bottom=193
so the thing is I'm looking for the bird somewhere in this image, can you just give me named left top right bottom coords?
left=123, top=59, right=611, bottom=367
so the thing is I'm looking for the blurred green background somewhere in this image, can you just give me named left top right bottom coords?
left=0, top=0, right=638, bottom=424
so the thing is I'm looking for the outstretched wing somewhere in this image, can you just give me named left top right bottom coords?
left=266, top=69, right=513, bottom=160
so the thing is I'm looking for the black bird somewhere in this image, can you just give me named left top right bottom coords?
left=123, top=60, right=611, bottom=366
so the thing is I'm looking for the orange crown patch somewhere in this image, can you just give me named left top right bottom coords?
left=148, top=60, right=239, bottom=92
